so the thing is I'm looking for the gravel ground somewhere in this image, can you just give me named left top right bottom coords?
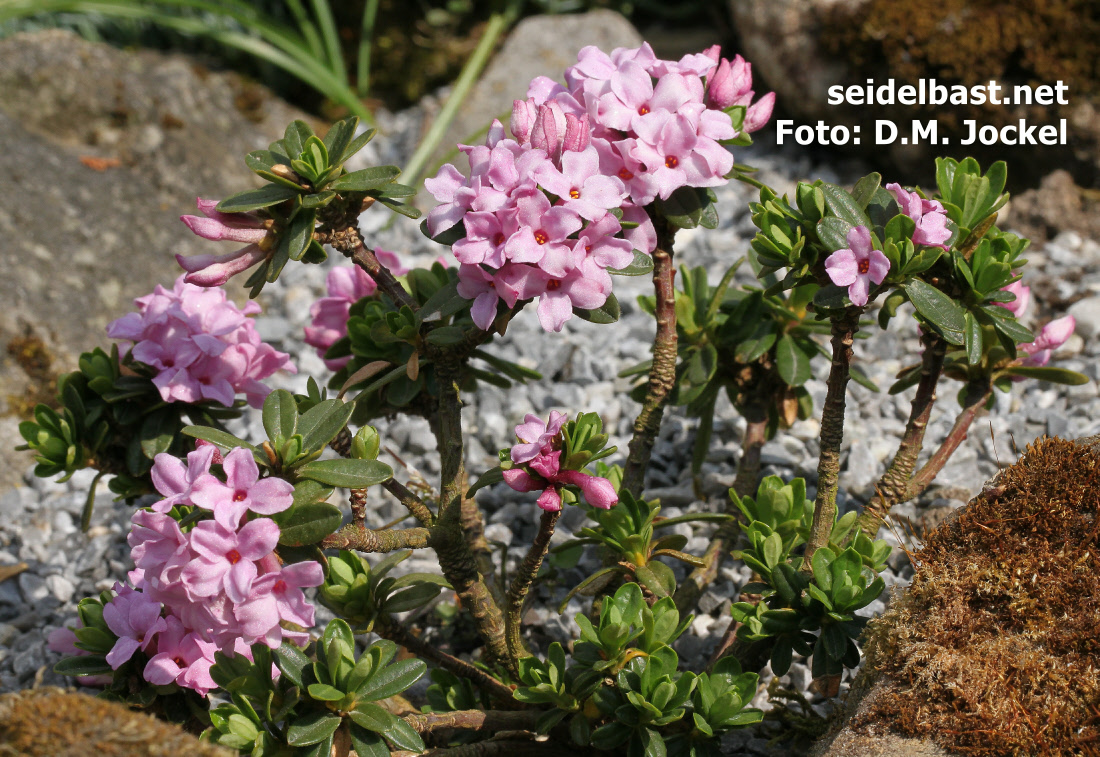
left=2, top=104, right=1097, bottom=753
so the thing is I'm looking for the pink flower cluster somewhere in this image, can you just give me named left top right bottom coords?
left=176, top=198, right=272, bottom=287
left=94, top=446, right=322, bottom=695
left=887, top=183, right=952, bottom=250
left=106, top=276, right=295, bottom=408
left=502, top=411, right=618, bottom=512
left=304, top=255, right=406, bottom=371
left=426, top=43, right=773, bottom=333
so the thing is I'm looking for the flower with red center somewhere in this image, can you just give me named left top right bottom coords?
left=533, top=146, right=626, bottom=221
left=824, top=226, right=891, bottom=308
left=189, top=447, right=294, bottom=530
left=180, top=517, right=281, bottom=603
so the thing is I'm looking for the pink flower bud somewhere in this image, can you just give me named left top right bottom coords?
left=562, top=113, right=590, bottom=153
left=743, top=91, right=775, bottom=133
left=176, top=246, right=268, bottom=287
left=511, top=99, right=535, bottom=144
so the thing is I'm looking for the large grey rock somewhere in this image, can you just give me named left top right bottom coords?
left=0, top=30, right=313, bottom=491
left=728, top=0, right=864, bottom=123
left=434, top=11, right=642, bottom=166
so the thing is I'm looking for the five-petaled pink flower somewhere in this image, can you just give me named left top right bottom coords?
left=181, top=518, right=281, bottom=603
left=824, top=226, right=891, bottom=307
left=189, top=447, right=294, bottom=530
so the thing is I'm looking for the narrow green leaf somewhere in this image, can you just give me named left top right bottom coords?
left=573, top=293, right=620, bottom=324
left=273, top=501, right=343, bottom=546
left=903, top=279, right=966, bottom=345
left=263, top=389, right=298, bottom=442
left=330, top=166, right=401, bottom=192
left=216, top=184, right=301, bottom=213
left=286, top=712, right=342, bottom=746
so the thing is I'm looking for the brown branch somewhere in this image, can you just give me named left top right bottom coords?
left=433, top=360, right=511, bottom=672
left=505, top=509, right=560, bottom=662
left=322, top=524, right=430, bottom=552
left=404, top=710, right=540, bottom=738
left=673, top=413, right=768, bottom=615
left=375, top=617, right=519, bottom=707
left=322, top=225, right=419, bottom=312
left=857, top=333, right=946, bottom=537
left=904, top=381, right=993, bottom=501
left=383, top=477, right=435, bottom=527
left=804, top=309, right=860, bottom=568
left=621, top=212, right=678, bottom=497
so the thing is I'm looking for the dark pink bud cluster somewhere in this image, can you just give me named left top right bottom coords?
left=502, top=412, right=618, bottom=512
left=106, top=276, right=295, bottom=408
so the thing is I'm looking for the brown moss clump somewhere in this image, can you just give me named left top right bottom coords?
left=0, top=687, right=231, bottom=757
left=858, top=437, right=1100, bottom=756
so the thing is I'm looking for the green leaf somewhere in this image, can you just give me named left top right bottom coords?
left=762, top=532, right=783, bottom=569
left=330, top=166, right=401, bottom=192
left=348, top=724, right=389, bottom=757
left=609, top=250, right=655, bottom=276
left=286, top=712, right=342, bottom=746
left=573, top=293, right=621, bottom=324
left=54, top=655, right=113, bottom=677
left=216, top=184, right=301, bottom=213
left=466, top=466, right=504, bottom=497
left=816, top=217, right=853, bottom=252
left=262, top=389, right=298, bottom=442
left=296, top=458, right=393, bottom=488
left=283, top=120, right=314, bottom=157
left=272, top=501, right=343, bottom=546
left=964, top=311, right=983, bottom=365
left=181, top=426, right=258, bottom=454
left=356, top=658, right=427, bottom=701
left=282, top=208, right=317, bottom=262
left=820, top=182, right=872, bottom=229
left=298, top=399, right=355, bottom=453
left=658, top=186, right=713, bottom=230
left=306, top=683, right=345, bottom=701
left=139, top=409, right=174, bottom=460
left=850, top=173, right=882, bottom=208
left=903, top=279, right=966, bottom=345
left=1004, top=366, right=1090, bottom=385
left=322, top=118, right=358, bottom=166
left=775, top=335, right=812, bottom=387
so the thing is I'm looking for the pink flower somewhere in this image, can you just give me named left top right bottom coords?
left=455, top=263, right=524, bottom=331
left=304, top=256, right=406, bottom=370
left=886, top=183, right=952, bottom=249
left=533, top=147, right=626, bottom=221
left=1020, top=315, right=1075, bottom=367
left=189, top=447, right=294, bottom=530
left=742, top=92, right=776, bottom=134
left=143, top=617, right=218, bottom=695
left=996, top=278, right=1031, bottom=319
left=181, top=517, right=281, bottom=603
left=149, top=446, right=216, bottom=513
left=630, top=110, right=732, bottom=203
left=502, top=411, right=619, bottom=512
left=504, top=192, right=583, bottom=278
left=237, top=561, right=325, bottom=638
left=176, top=198, right=273, bottom=287
left=103, top=585, right=167, bottom=669
left=511, top=411, right=567, bottom=464
left=824, top=226, right=890, bottom=307
left=128, top=510, right=191, bottom=586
